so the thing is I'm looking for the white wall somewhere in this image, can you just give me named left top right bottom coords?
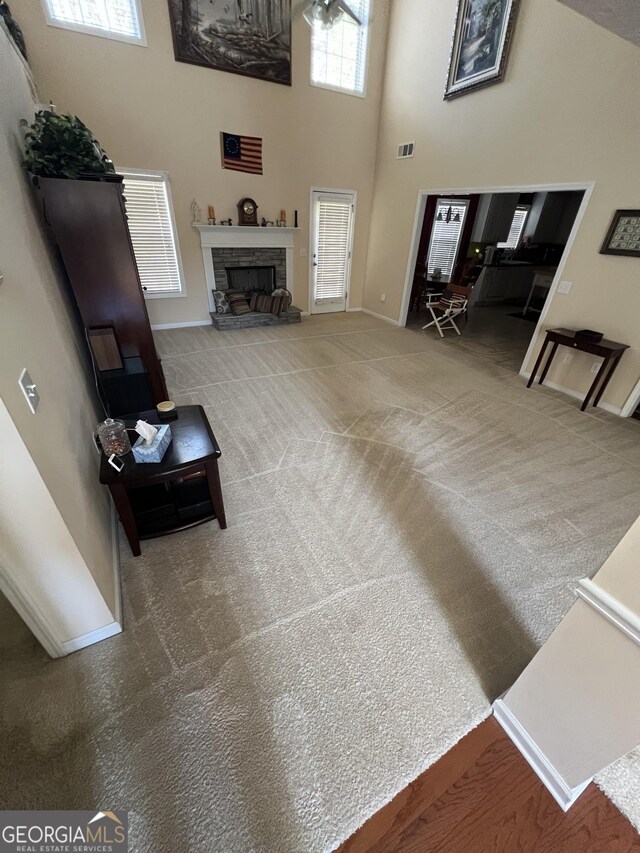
left=363, top=0, right=640, bottom=411
left=0, top=400, right=117, bottom=653
left=0, top=23, right=118, bottom=643
left=16, top=0, right=390, bottom=324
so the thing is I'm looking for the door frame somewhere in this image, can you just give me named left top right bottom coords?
left=621, top=378, right=640, bottom=418
left=308, top=186, right=357, bottom=315
left=398, top=181, right=595, bottom=378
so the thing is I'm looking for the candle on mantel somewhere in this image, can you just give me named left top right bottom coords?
left=208, top=205, right=215, bottom=220
left=280, top=209, right=286, bottom=223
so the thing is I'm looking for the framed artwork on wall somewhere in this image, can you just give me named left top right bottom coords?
left=444, top=0, right=520, bottom=100
left=167, top=0, right=292, bottom=86
left=600, top=210, right=640, bottom=257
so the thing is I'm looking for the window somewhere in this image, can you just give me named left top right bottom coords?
left=497, top=206, right=530, bottom=249
left=311, top=0, right=370, bottom=95
left=427, top=199, right=470, bottom=282
left=120, top=170, right=185, bottom=298
left=42, top=0, right=145, bottom=45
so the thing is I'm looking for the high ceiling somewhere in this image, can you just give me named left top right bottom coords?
left=558, top=0, right=640, bottom=47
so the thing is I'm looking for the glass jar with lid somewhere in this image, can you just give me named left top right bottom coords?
left=96, top=418, right=131, bottom=457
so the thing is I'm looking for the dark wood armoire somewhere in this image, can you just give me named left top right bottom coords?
left=38, top=175, right=168, bottom=414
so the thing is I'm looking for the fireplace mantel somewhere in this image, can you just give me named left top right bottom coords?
left=194, top=224, right=298, bottom=249
left=195, top=224, right=298, bottom=314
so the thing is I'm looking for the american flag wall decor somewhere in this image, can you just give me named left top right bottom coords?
left=221, top=132, right=263, bottom=175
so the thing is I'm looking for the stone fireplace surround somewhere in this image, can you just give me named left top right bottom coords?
left=195, top=225, right=298, bottom=315
left=212, top=248, right=286, bottom=293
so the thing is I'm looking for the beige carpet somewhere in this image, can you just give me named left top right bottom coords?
left=1, top=313, right=639, bottom=850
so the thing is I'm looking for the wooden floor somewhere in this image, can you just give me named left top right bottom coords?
left=336, top=718, right=640, bottom=853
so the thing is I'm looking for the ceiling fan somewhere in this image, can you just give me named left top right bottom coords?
left=295, top=0, right=362, bottom=30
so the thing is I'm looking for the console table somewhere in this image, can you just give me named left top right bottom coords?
left=100, top=405, right=227, bottom=556
left=527, top=328, right=629, bottom=411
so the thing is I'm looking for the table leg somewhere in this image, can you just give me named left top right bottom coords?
left=110, top=483, right=141, bottom=557
left=527, top=336, right=551, bottom=388
left=205, top=459, right=227, bottom=529
left=538, top=342, right=559, bottom=385
left=593, top=354, right=622, bottom=407
left=582, top=357, right=610, bottom=411
left=523, top=281, right=537, bottom=317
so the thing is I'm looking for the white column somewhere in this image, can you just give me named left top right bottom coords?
left=494, top=516, right=640, bottom=810
left=0, top=400, right=120, bottom=657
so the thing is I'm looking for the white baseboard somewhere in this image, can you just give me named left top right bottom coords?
left=62, top=620, right=122, bottom=654
left=520, top=372, right=622, bottom=416
left=111, top=505, right=122, bottom=626
left=493, top=699, right=591, bottom=811
left=577, top=578, right=640, bottom=646
left=359, top=307, right=401, bottom=326
left=151, top=320, right=211, bottom=330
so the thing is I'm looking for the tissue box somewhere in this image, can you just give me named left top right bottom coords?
left=132, top=425, right=172, bottom=463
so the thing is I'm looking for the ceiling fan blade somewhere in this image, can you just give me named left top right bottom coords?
left=336, top=0, right=362, bottom=26
left=298, top=0, right=363, bottom=29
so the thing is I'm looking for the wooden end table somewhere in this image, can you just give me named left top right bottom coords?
left=99, top=405, right=227, bottom=556
left=527, top=328, right=629, bottom=411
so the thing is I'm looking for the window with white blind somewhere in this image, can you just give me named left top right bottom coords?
left=41, top=0, right=146, bottom=45
left=497, top=205, right=530, bottom=249
left=316, top=201, right=351, bottom=298
left=120, top=170, right=185, bottom=298
left=427, top=199, right=470, bottom=282
left=311, top=0, right=370, bottom=95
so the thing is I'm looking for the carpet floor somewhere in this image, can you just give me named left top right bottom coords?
left=1, top=313, right=639, bottom=851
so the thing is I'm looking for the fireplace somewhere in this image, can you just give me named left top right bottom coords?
left=225, top=265, right=276, bottom=295
left=195, top=224, right=302, bottom=329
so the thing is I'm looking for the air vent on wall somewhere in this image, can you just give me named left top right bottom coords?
left=397, top=141, right=415, bottom=159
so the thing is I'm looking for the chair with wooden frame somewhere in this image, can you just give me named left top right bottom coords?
left=422, top=284, right=472, bottom=338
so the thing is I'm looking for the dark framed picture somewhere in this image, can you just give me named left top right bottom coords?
left=444, top=0, right=520, bottom=100
left=167, top=0, right=291, bottom=86
left=600, top=210, right=640, bottom=257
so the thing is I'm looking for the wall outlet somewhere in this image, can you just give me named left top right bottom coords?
left=18, top=368, right=39, bottom=414
left=591, top=361, right=601, bottom=374
left=558, top=280, right=572, bottom=294
left=562, top=352, right=573, bottom=364
left=380, top=293, right=386, bottom=303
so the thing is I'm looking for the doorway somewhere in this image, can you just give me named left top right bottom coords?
left=401, top=183, right=592, bottom=374
left=310, top=189, right=355, bottom=314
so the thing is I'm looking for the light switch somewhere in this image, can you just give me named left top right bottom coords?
left=558, top=280, right=572, bottom=294
left=18, top=369, right=39, bottom=414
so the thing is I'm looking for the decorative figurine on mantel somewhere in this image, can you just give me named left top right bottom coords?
left=190, top=199, right=201, bottom=225
left=207, top=205, right=216, bottom=226
left=279, top=209, right=287, bottom=227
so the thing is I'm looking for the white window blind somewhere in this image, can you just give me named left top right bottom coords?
left=427, top=200, right=469, bottom=281
left=497, top=206, right=530, bottom=249
left=43, top=0, right=144, bottom=43
left=311, top=0, right=370, bottom=95
left=120, top=171, right=184, bottom=297
left=315, top=199, right=352, bottom=302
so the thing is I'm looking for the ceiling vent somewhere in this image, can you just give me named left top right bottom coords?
left=397, top=141, right=415, bottom=159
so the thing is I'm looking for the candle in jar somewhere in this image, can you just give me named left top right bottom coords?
left=280, top=209, right=286, bottom=222
left=208, top=205, right=215, bottom=220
